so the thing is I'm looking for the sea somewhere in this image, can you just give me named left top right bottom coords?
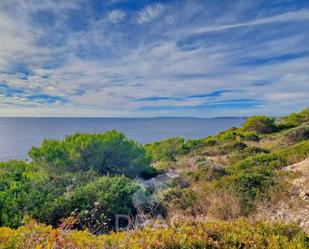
left=0, top=117, right=245, bottom=161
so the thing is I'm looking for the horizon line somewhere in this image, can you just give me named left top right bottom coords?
left=0, top=116, right=257, bottom=119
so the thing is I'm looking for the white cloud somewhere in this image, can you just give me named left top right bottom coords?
left=108, top=10, right=125, bottom=24
left=0, top=1, right=308, bottom=117
left=191, top=9, right=309, bottom=35
left=137, top=3, right=164, bottom=24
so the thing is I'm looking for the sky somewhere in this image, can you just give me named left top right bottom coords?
left=0, top=0, right=309, bottom=117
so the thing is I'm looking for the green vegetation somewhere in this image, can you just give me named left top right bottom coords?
left=0, top=107, right=309, bottom=247
left=0, top=131, right=154, bottom=230
left=144, top=137, right=187, bottom=162
left=242, top=116, right=276, bottom=133
left=0, top=218, right=307, bottom=249
left=29, top=130, right=155, bottom=178
left=284, top=125, right=309, bottom=143
left=0, top=161, right=141, bottom=230
left=282, top=107, right=309, bottom=127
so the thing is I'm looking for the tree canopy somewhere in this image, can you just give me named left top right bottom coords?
left=242, top=116, right=276, bottom=134
left=29, top=130, right=155, bottom=178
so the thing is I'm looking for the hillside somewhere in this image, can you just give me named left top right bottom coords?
left=0, top=108, right=308, bottom=248
left=253, top=158, right=309, bottom=233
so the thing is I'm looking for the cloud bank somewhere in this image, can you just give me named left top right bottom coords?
left=0, top=0, right=308, bottom=117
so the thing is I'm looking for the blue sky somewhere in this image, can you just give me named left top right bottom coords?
left=0, top=0, right=308, bottom=117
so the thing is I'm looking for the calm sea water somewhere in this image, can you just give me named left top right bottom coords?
left=0, top=117, right=244, bottom=161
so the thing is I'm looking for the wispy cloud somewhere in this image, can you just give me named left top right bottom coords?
left=108, top=10, right=125, bottom=24
left=0, top=0, right=308, bottom=117
left=191, top=9, right=309, bottom=35
left=137, top=3, right=164, bottom=24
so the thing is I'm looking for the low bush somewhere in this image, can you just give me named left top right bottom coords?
left=0, top=218, right=307, bottom=249
left=217, top=127, right=239, bottom=141
left=284, top=125, right=309, bottom=143
left=144, top=137, right=188, bottom=162
left=217, top=128, right=261, bottom=142
left=229, top=153, right=286, bottom=172
left=221, top=142, right=247, bottom=153
left=277, top=140, right=309, bottom=164
left=42, top=176, right=140, bottom=231
left=218, top=169, right=275, bottom=214
left=186, top=137, right=217, bottom=150
left=227, top=146, right=270, bottom=164
left=0, top=160, right=142, bottom=232
left=164, top=187, right=197, bottom=213
left=188, top=165, right=228, bottom=182
left=238, top=130, right=260, bottom=141
left=220, top=140, right=309, bottom=214
left=282, top=107, right=309, bottom=127
left=0, top=161, right=44, bottom=228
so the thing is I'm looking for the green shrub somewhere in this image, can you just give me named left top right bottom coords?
left=277, top=140, right=309, bottom=164
left=207, top=165, right=229, bottom=180
left=144, top=137, right=187, bottom=162
left=186, top=137, right=217, bottom=150
left=0, top=161, right=102, bottom=228
left=164, top=187, right=197, bottom=211
left=221, top=142, right=247, bottom=153
left=238, top=130, right=260, bottom=141
left=43, top=176, right=140, bottom=231
left=218, top=169, right=274, bottom=214
left=282, top=107, right=309, bottom=127
left=217, top=127, right=239, bottom=141
left=242, top=116, right=277, bottom=134
left=229, top=153, right=286, bottom=172
left=29, top=130, right=154, bottom=178
left=217, top=128, right=261, bottom=142
left=187, top=165, right=228, bottom=182
left=186, top=129, right=259, bottom=152
left=284, top=125, right=309, bottom=143
left=0, top=160, right=142, bottom=232
left=227, top=146, right=270, bottom=164
left=226, top=140, right=309, bottom=182
left=1, top=219, right=308, bottom=249
left=0, top=161, right=44, bottom=228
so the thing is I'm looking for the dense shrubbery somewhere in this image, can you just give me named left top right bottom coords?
left=218, top=169, right=275, bottom=214
left=43, top=175, right=140, bottom=231
left=284, top=125, right=309, bottom=143
left=186, top=128, right=259, bottom=152
left=282, top=107, right=309, bottom=127
left=277, top=139, right=309, bottom=164
left=0, top=218, right=307, bottom=249
left=229, top=153, right=285, bottom=172
left=227, top=146, right=270, bottom=164
left=218, top=140, right=309, bottom=213
left=0, top=130, right=157, bottom=231
left=242, top=116, right=277, bottom=134
left=144, top=137, right=187, bottom=162
left=0, top=160, right=141, bottom=231
left=0, top=160, right=46, bottom=228
left=29, top=130, right=155, bottom=178
left=186, top=137, right=217, bottom=150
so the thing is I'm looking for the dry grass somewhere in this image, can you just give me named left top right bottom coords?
left=203, top=191, right=242, bottom=220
